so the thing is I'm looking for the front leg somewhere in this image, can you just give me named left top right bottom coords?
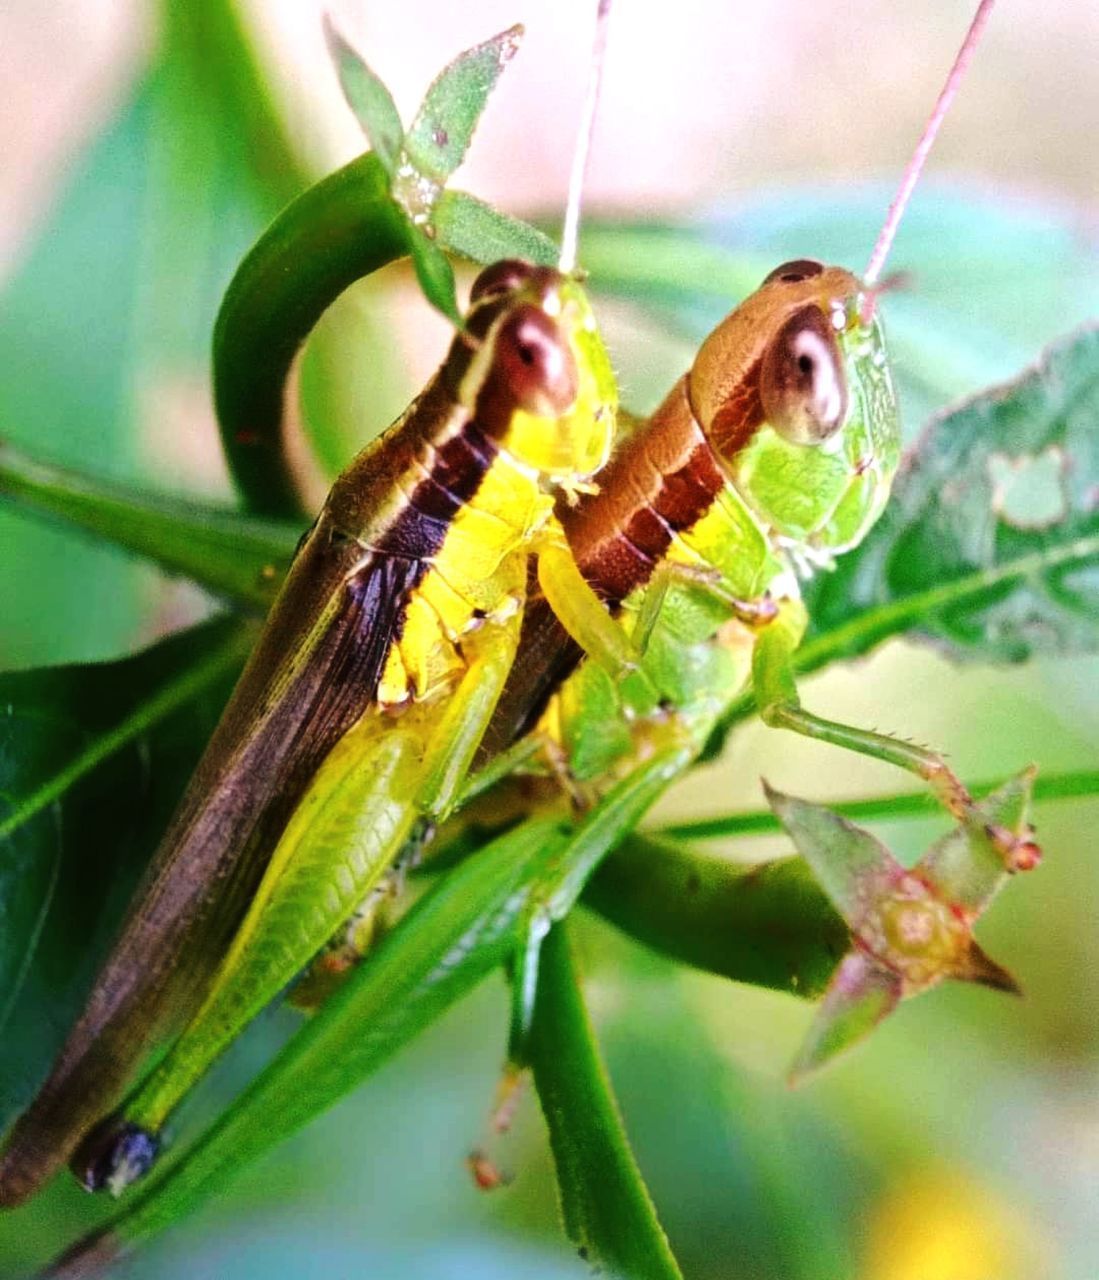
left=751, top=599, right=1036, bottom=871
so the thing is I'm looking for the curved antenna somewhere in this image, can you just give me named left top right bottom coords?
left=559, top=0, right=614, bottom=273
left=865, top=0, right=996, bottom=286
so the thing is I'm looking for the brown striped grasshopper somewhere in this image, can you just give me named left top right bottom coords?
left=0, top=9, right=627, bottom=1206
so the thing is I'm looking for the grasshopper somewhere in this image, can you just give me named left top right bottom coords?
left=0, top=15, right=626, bottom=1207
left=470, top=0, right=1040, bottom=1077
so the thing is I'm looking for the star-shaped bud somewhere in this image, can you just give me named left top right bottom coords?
left=322, top=20, right=555, bottom=326
left=763, top=769, right=1040, bottom=1084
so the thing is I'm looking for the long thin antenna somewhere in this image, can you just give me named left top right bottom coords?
left=559, top=0, right=613, bottom=273
left=864, top=0, right=996, bottom=286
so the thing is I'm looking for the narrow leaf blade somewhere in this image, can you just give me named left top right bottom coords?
left=0, top=442, right=298, bottom=609
left=433, top=189, right=558, bottom=267
left=529, top=925, right=683, bottom=1280
left=323, top=16, right=404, bottom=174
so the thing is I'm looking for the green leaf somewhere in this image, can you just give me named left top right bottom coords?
left=433, top=190, right=558, bottom=268
left=528, top=924, right=683, bottom=1280
left=920, top=769, right=1038, bottom=917
left=787, top=952, right=900, bottom=1086
left=0, top=621, right=249, bottom=1129
left=803, top=324, right=1099, bottom=667
left=404, top=25, right=524, bottom=182
left=0, top=442, right=299, bottom=610
left=323, top=16, right=404, bottom=175
left=406, top=228, right=463, bottom=326
left=763, top=785, right=899, bottom=929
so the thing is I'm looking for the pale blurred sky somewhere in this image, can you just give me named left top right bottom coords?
left=2, top=0, right=1097, bottom=278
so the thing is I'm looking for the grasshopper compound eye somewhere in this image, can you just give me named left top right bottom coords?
left=762, top=259, right=825, bottom=285
left=493, top=304, right=578, bottom=418
left=759, top=304, right=848, bottom=445
left=470, top=259, right=539, bottom=304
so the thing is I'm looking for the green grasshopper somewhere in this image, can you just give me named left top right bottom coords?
left=0, top=15, right=626, bottom=1207
left=473, top=0, right=1040, bottom=1080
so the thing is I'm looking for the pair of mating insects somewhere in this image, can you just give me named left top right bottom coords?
left=0, top=0, right=1036, bottom=1213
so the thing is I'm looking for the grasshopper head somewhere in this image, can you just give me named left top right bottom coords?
left=459, top=260, right=617, bottom=492
left=689, top=260, right=902, bottom=559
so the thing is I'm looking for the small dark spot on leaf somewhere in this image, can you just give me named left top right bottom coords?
left=685, top=871, right=702, bottom=894
left=433, top=127, right=448, bottom=148
left=234, top=429, right=259, bottom=447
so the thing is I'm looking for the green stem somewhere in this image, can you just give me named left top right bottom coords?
left=658, top=768, right=1099, bottom=841
left=213, top=151, right=410, bottom=519
left=585, top=835, right=846, bottom=999
left=529, top=923, right=684, bottom=1280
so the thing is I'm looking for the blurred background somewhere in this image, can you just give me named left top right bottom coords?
left=1, top=1, right=1097, bottom=1277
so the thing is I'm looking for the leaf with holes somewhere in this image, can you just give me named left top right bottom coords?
left=801, top=323, right=1099, bottom=667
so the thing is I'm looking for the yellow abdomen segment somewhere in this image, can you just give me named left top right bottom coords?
left=376, top=453, right=552, bottom=708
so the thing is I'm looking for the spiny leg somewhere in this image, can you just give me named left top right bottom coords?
left=751, top=600, right=1034, bottom=869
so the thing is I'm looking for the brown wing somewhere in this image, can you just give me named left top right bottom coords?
left=0, top=526, right=423, bottom=1207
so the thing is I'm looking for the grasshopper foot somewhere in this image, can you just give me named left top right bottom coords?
left=74, top=1120, right=159, bottom=1196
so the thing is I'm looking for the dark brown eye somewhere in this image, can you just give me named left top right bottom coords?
left=762, top=258, right=825, bottom=286
left=493, top=304, right=577, bottom=417
left=759, top=304, right=847, bottom=445
left=470, top=259, right=537, bottom=304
